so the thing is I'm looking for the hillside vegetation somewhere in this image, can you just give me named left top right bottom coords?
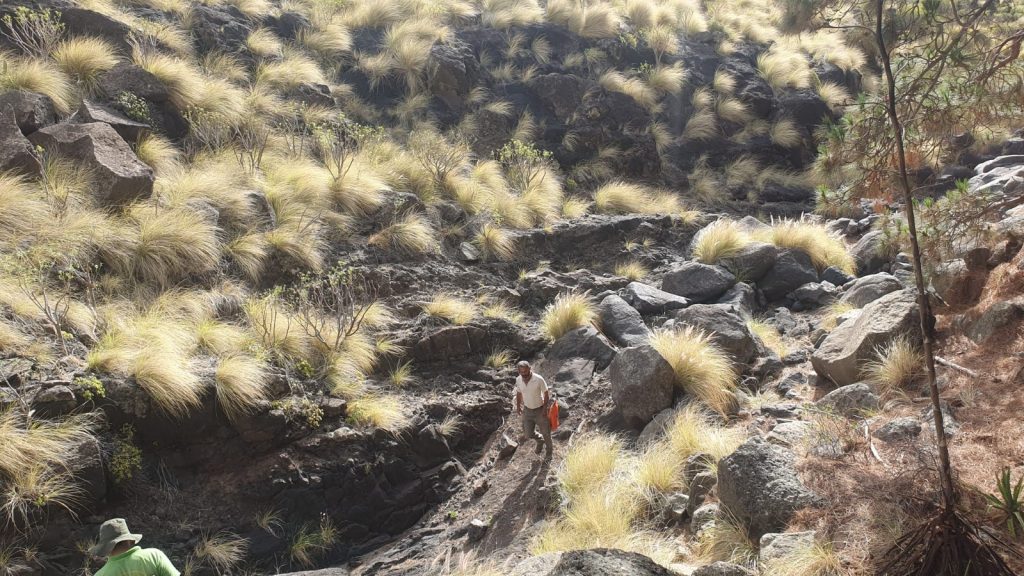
left=1, top=0, right=1023, bottom=573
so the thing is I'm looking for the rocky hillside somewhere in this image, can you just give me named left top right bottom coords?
left=1, top=0, right=1023, bottom=574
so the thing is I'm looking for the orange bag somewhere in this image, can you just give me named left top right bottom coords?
left=548, top=401, right=560, bottom=431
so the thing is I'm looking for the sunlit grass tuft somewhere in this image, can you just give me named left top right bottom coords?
left=215, top=355, right=269, bottom=422
left=614, top=261, right=649, bottom=281
left=560, top=434, right=624, bottom=500
left=752, top=220, right=855, bottom=274
left=650, top=327, right=737, bottom=415
left=0, top=56, right=73, bottom=113
left=424, top=295, right=477, bottom=325
left=540, top=292, right=597, bottom=341
left=474, top=223, right=516, bottom=261
left=51, top=37, right=119, bottom=91
left=664, top=403, right=744, bottom=461
left=347, top=394, right=410, bottom=432
left=862, top=335, right=922, bottom=398
left=368, top=212, right=435, bottom=254
left=691, top=219, right=752, bottom=264
left=761, top=540, right=845, bottom=576
left=696, top=509, right=758, bottom=566
left=749, top=319, right=787, bottom=358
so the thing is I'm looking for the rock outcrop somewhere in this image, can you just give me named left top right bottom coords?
left=28, top=122, right=154, bottom=205
left=812, top=289, right=921, bottom=386
left=717, top=437, right=818, bottom=540
left=609, top=345, right=675, bottom=429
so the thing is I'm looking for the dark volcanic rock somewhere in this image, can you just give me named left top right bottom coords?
left=0, top=90, right=56, bottom=133
left=598, top=294, right=650, bottom=347
left=873, top=417, right=922, bottom=442
left=531, top=73, right=586, bottom=121
left=717, top=437, right=818, bottom=540
left=28, top=122, right=154, bottom=205
left=840, top=273, right=903, bottom=308
left=427, top=38, right=480, bottom=122
left=692, top=562, right=755, bottom=576
left=852, top=230, right=889, bottom=275
left=0, top=108, right=41, bottom=176
left=673, top=303, right=759, bottom=363
left=547, top=326, right=617, bottom=371
left=76, top=100, right=150, bottom=142
left=661, top=261, right=736, bottom=302
left=98, top=63, right=171, bottom=103
left=511, top=549, right=672, bottom=576
left=815, top=382, right=879, bottom=417
left=758, top=249, right=818, bottom=301
left=719, top=241, right=778, bottom=282
left=623, top=281, right=690, bottom=314
left=191, top=4, right=252, bottom=53
left=608, top=345, right=675, bottom=429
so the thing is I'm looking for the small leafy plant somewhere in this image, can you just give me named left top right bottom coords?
left=114, top=92, right=152, bottom=124
left=984, top=467, right=1024, bottom=538
left=110, top=424, right=142, bottom=484
left=73, top=375, right=105, bottom=402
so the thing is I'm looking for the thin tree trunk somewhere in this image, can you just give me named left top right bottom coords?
left=874, top=0, right=957, bottom=514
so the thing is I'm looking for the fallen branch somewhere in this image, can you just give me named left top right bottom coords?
left=865, top=422, right=885, bottom=464
left=935, top=356, right=979, bottom=378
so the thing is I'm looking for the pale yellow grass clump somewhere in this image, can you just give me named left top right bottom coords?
left=560, top=434, right=624, bottom=499
left=126, top=205, right=222, bottom=287
left=479, top=0, right=544, bottom=28
left=133, top=50, right=204, bottom=110
left=770, top=118, right=804, bottom=148
left=368, top=212, right=435, bottom=254
left=862, top=335, right=922, bottom=398
left=748, top=319, right=788, bottom=358
left=195, top=531, right=248, bottom=574
left=474, top=223, right=516, bottom=261
left=664, top=403, right=744, bottom=461
left=561, top=197, right=591, bottom=219
left=247, top=27, right=284, bottom=58
left=691, top=219, right=752, bottom=264
left=632, top=441, right=684, bottom=494
left=215, top=355, right=269, bottom=421
left=757, top=48, right=813, bottom=92
left=424, top=295, right=478, bottom=325
left=650, top=327, right=737, bottom=415
left=347, top=394, right=410, bottom=432
left=682, top=109, right=718, bottom=141
left=821, top=300, right=857, bottom=330
left=614, top=261, right=649, bottom=281
left=51, top=36, right=119, bottom=89
left=540, top=292, right=597, bottom=340
left=132, top=349, right=204, bottom=417
left=761, top=540, right=845, bottom=576
left=598, top=70, right=658, bottom=110
left=753, top=220, right=855, bottom=274
left=0, top=56, right=73, bottom=114
left=594, top=181, right=687, bottom=216
left=546, top=0, right=621, bottom=39
left=135, top=134, right=180, bottom=175
left=696, top=509, right=758, bottom=566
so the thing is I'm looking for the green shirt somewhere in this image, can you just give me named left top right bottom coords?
left=95, top=547, right=180, bottom=576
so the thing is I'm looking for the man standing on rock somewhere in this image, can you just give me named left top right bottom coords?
left=515, top=360, right=553, bottom=459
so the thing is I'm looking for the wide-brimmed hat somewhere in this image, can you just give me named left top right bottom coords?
left=89, top=518, right=142, bottom=557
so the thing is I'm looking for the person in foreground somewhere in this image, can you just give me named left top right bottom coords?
left=514, top=360, right=553, bottom=459
left=90, top=518, right=180, bottom=576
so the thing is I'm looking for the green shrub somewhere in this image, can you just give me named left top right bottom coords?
left=114, top=92, right=152, bottom=124
left=272, top=397, right=324, bottom=429
left=110, top=425, right=142, bottom=484
left=73, top=375, right=105, bottom=402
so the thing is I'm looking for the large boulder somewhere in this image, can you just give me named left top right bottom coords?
left=812, top=289, right=921, bottom=386
left=0, top=108, right=41, bottom=176
left=511, top=549, right=672, bottom=576
left=98, top=63, right=171, bottom=103
left=427, top=38, right=479, bottom=121
left=547, top=325, right=617, bottom=371
left=840, top=273, right=903, bottom=307
left=28, top=122, right=153, bottom=205
left=717, top=437, right=818, bottom=540
left=531, top=73, right=586, bottom=121
left=965, top=299, right=1024, bottom=343
left=190, top=4, right=252, bottom=53
left=759, top=531, right=817, bottom=564
left=815, top=383, right=879, bottom=417
left=0, top=90, right=56, bottom=133
left=673, top=303, right=759, bottom=363
left=76, top=100, right=150, bottom=143
left=608, top=345, right=675, bottom=429
left=598, top=294, right=650, bottom=347
left=851, top=230, right=889, bottom=275
left=930, top=259, right=987, bottom=309
left=719, top=241, right=779, bottom=282
left=661, top=262, right=736, bottom=302
left=758, top=249, right=818, bottom=301
left=623, top=281, right=690, bottom=314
